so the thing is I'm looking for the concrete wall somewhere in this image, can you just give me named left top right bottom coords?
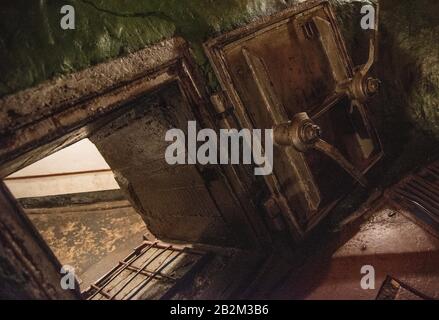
left=90, top=83, right=242, bottom=247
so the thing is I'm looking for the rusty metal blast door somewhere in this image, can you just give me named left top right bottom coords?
left=205, top=0, right=383, bottom=240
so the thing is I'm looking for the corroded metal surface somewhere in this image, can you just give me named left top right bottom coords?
left=376, top=276, right=431, bottom=300
left=204, top=0, right=383, bottom=238
left=273, top=112, right=368, bottom=187
left=83, top=241, right=209, bottom=300
left=386, top=160, right=439, bottom=238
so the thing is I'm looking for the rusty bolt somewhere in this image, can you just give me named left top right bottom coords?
left=365, top=77, right=380, bottom=96
left=301, top=122, right=321, bottom=144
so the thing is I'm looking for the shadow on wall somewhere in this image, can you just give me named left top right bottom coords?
left=371, top=0, right=439, bottom=184
left=335, top=0, right=439, bottom=185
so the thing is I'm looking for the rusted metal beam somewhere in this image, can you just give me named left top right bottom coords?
left=87, top=241, right=157, bottom=300
left=119, top=261, right=177, bottom=282
left=109, top=245, right=174, bottom=300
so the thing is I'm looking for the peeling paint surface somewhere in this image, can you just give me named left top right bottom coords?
left=26, top=201, right=147, bottom=286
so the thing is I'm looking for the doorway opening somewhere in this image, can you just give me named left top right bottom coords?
left=3, top=138, right=149, bottom=289
left=0, top=38, right=265, bottom=299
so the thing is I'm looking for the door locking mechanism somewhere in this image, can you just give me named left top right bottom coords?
left=205, top=0, right=384, bottom=236
left=258, top=4, right=381, bottom=188
left=273, top=112, right=368, bottom=187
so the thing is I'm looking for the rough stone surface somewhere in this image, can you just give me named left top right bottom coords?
left=374, top=0, right=439, bottom=182
left=0, top=0, right=290, bottom=96
left=0, top=37, right=186, bottom=135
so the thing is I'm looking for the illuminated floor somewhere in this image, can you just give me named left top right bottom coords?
left=245, top=200, right=439, bottom=299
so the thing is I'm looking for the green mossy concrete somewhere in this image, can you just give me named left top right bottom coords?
left=0, top=0, right=292, bottom=95
left=375, top=0, right=439, bottom=182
